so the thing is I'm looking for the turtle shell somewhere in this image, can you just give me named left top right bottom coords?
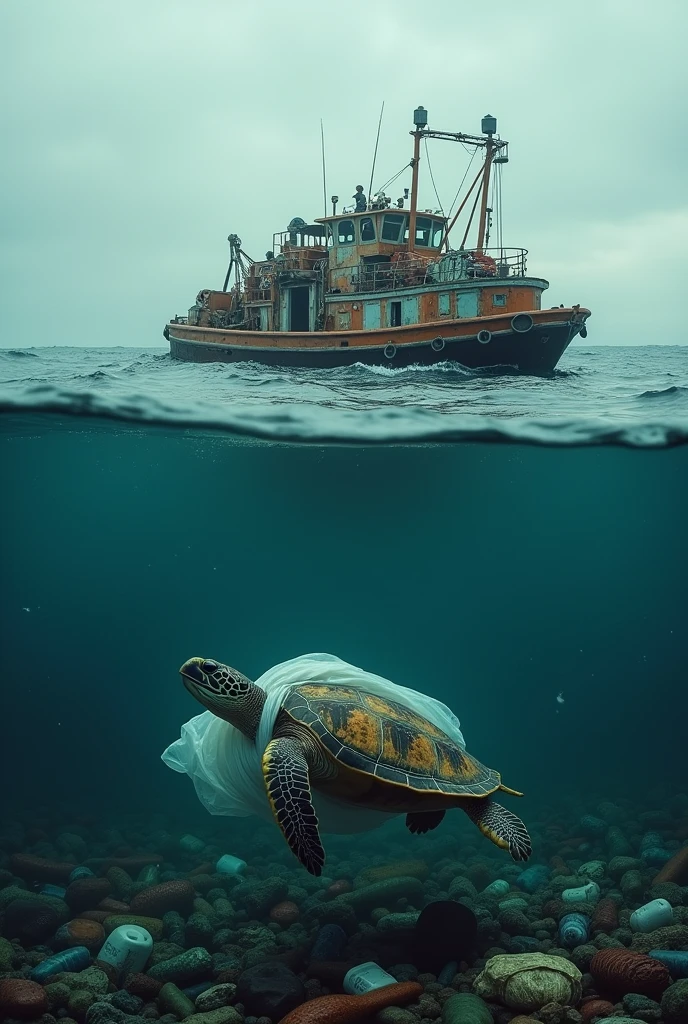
left=282, top=684, right=500, bottom=795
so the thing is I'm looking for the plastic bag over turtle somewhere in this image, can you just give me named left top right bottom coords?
left=162, top=652, right=465, bottom=835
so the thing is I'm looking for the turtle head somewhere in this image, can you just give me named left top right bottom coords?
left=179, top=657, right=266, bottom=740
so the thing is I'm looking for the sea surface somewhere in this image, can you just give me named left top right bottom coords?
left=1, top=345, right=687, bottom=1003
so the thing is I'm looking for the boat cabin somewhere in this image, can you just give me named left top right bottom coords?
left=184, top=110, right=547, bottom=336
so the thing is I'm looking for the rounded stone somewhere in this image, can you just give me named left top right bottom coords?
left=147, top=946, right=212, bottom=985
left=65, top=878, right=112, bottom=914
left=194, top=984, right=237, bottom=1011
left=2, top=898, right=60, bottom=944
left=0, top=978, right=50, bottom=1019
left=129, top=880, right=195, bottom=917
left=661, top=980, right=688, bottom=1024
left=55, top=918, right=105, bottom=952
left=236, top=962, right=305, bottom=1019
left=622, top=993, right=662, bottom=1022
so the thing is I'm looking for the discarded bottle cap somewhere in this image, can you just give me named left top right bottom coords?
left=343, top=961, right=397, bottom=994
left=179, top=834, right=206, bottom=853
left=216, top=853, right=247, bottom=875
left=96, top=924, right=153, bottom=976
left=40, top=884, right=67, bottom=898
left=630, top=899, right=673, bottom=933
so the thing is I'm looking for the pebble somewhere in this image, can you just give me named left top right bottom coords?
left=0, top=978, right=49, bottom=1019
left=147, top=945, right=212, bottom=984
left=194, top=983, right=237, bottom=1011
left=661, top=980, right=688, bottom=1024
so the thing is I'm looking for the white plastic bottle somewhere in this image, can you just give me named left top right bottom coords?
left=343, top=961, right=397, bottom=994
left=96, top=925, right=153, bottom=976
left=216, top=853, right=247, bottom=875
left=630, top=899, right=673, bottom=933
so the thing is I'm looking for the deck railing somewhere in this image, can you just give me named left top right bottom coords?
left=329, top=248, right=528, bottom=294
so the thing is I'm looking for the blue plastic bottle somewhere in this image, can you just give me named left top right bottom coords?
left=31, top=946, right=91, bottom=982
left=559, top=913, right=591, bottom=948
left=648, top=949, right=688, bottom=978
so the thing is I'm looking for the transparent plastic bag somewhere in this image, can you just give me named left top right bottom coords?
left=162, top=653, right=465, bottom=835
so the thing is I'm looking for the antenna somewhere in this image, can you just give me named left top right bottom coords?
left=320, top=119, right=327, bottom=217
left=368, top=101, right=385, bottom=202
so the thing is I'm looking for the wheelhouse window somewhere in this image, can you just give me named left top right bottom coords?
left=381, top=214, right=405, bottom=242
left=403, top=216, right=432, bottom=246
left=337, top=219, right=355, bottom=244
left=360, top=217, right=376, bottom=243
left=492, top=293, right=507, bottom=306
left=432, top=220, right=445, bottom=247
left=414, top=217, right=432, bottom=246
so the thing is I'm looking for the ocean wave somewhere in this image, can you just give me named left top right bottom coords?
left=1, top=384, right=687, bottom=448
left=637, top=385, right=688, bottom=399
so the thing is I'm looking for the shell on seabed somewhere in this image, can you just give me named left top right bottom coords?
left=473, top=953, right=583, bottom=1011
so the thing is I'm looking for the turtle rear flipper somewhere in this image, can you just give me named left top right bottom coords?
left=262, top=736, right=325, bottom=876
left=463, top=798, right=532, bottom=862
left=406, top=810, right=446, bottom=834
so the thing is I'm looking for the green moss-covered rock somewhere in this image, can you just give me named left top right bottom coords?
left=56, top=968, right=109, bottom=996
left=337, top=876, right=424, bottom=912
left=194, top=984, right=237, bottom=1012
left=473, top=953, right=582, bottom=1011
left=185, top=912, right=214, bottom=948
left=230, top=878, right=288, bottom=917
left=147, top=945, right=212, bottom=984
left=106, top=866, right=134, bottom=902
left=181, top=1009, right=243, bottom=1024
left=608, top=857, right=643, bottom=880
left=442, top=992, right=493, bottom=1024
left=0, top=884, right=69, bottom=923
left=68, top=987, right=96, bottom=1016
left=631, top=924, right=688, bottom=953
left=149, top=940, right=185, bottom=965
left=376, top=912, right=420, bottom=932
left=158, top=981, right=196, bottom=1019
left=661, top=980, right=688, bottom=1024
left=622, top=993, right=662, bottom=1022
left=44, top=981, right=71, bottom=1009
left=0, top=936, right=14, bottom=972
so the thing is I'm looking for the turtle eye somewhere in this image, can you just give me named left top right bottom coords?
left=202, top=660, right=218, bottom=675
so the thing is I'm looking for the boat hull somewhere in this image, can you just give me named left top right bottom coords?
left=165, top=308, right=590, bottom=374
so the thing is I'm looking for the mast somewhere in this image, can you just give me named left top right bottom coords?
left=476, top=114, right=497, bottom=252
left=407, top=105, right=427, bottom=252
left=401, top=108, right=506, bottom=252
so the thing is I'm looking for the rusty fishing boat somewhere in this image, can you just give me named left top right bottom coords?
left=165, top=106, right=590, bottom=372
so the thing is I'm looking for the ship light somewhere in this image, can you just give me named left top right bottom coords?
left=481, top=114, right=497, bottom=136
left=414, top=105, right=428, bottom=128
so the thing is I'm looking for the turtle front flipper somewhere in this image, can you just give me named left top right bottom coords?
left=462, top=798, right=532, bottom=862
left=406, top=810, right=446, bottom=834
left=262, top=737, right=325, bottom=876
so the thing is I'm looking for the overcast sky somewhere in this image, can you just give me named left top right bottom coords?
left=1, top=0, right=686, bottom=348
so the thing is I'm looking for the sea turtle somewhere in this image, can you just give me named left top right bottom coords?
left=179, top=657, right=532, bottom=875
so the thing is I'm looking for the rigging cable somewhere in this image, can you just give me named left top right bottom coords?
left=375, top=161, right=412, bottom=197
left=423, top=138, right=444, bottom=215
left=368, top=101, right=385, bottom=202
left=447, top=148, right=477, bottom=218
